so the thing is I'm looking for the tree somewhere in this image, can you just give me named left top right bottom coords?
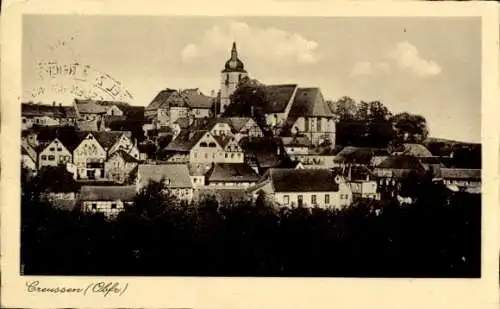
left=223, top=78, right=272, bottom=136
left=330, top=96, right=358, bottom=121
left=391, top=112, right=429, bottom=144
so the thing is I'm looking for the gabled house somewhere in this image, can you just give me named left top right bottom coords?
left=74, top=99, right=108, bottom=131
left=249, top=168, right=352, bottom=209
left=182, top=88, right=214, bottom=118
left=102, top=131, right=140, bottom=159
left=214, top=135, right=245, bottom=163
left=145, top=89, right=190, bottom=127
left=80, top=185, right=136, bottom=219
left=226, top=117, right=264, bottom=140
left=206, top=163, right=260, bottom=188
left=137, top=164, right=194, bottom=201
left=104, top=150, right=139, bottom=184
left=37, top=137, right=74, bottom=169
left=164, top=130, right=227, bottom=164
left=73, top=133, right=108, bottom=180
left=285, top=87, right=336, bottom=146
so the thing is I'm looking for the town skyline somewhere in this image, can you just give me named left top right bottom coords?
left=23, top=16, right=481, bottom=143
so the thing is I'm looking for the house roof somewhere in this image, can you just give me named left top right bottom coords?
left=111, top=149, right=138, bottom=163
left=91, top=131, right=131, bottom=149
left=188, top=163, right=212, bottom=176
left=288, top=87, right=334, bottom=118
left=198, top=187, right=250, bottom=202
left=34, top=127, right=87, bottom=152
left=208, top=163, right=260, bottom=183
left=262, top=84, right=297, bottom=113
left=397, top=143, right=433, bottom=157
left=334, top=146, right=384, bottom=165
left=146, top=88, right=177, bottom=111
left=173, top=117, right=192, bottom=129
left=265, top=168, right=340, bottom=192
left=281, top=136, right=312, bottom=148
left=138, top=164, right=193, bottom=188
left=375, top=155, right=425, bottom=170
left=164, top=130, right=208, bottom=152
left=212, top=135, right=233, bottom=149
left=80, top=185, right=136, bottom=201
left=226, top=117, right=252, bottom=132
left=74, top=99, right=108, bottom=114
left=440, top=168, right=481, bottom=180
left=184, top=92, right=213, bottom=109
left=22, top=102, right=76, bottom=118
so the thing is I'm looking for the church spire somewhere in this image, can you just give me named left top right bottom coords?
left=231, top=42, right=238, bottom=59
left=223, top=41, right=246, bottom=73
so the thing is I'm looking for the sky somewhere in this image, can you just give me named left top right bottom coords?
left=23, top=15, right=481, bottom=143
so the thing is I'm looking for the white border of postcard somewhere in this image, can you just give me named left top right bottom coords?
left=1, top=1, right=499, bottom=308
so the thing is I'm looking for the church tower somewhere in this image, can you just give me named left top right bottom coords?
left=220, top=42, right=248, bottom=115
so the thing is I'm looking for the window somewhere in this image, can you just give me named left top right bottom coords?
left=311, top=195, right=317, bottom=205
left=298, top=195, right=303, bottom=206
left=49, top=147, right=55, bottom=151
left=200, top=142, right=208, bottom=147
left=92, top=203, right=97, bottom=210
left=204, top=153, right=208, bottom=159
left=237, top=153, right=241, bottom=157
left=193, top=152, right=198, bottom=158
left=48, top=155, right=55, bottom=161
left=193, top=178, right=197, bottom=183
left=325, top=194, right=330, bottom=204
left=57, top=147, right=62, bottom=151
left=22, top=119, right=27, bottom=123
left=111, top=203, right=117, bottom=209
left=41, top=155, right=47, bottom=160
left=225, top=153, right=228, bottom=158
left=208, top=142, right=216, bottom=148
left=231, top=153, right=234, bottom=159
left=284, top=195, right=290, bottom=204
left=317, top=118, right=322, bottom=132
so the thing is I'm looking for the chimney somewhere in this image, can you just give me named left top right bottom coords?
left=250, top=105, right=254, bottom=118
left=52, top=101, right=56, bottom=107
left=210, top=90, right=215, bottom=97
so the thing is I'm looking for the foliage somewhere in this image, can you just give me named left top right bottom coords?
left=21, top=173, right=480, bottom=277
left=391, top=112, right=429, bottom=144
left=330, top=96, right=429, bottom=148
left=223, top=78, right=273, bottom=136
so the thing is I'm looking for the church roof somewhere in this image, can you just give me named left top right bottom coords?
left=288, top=87, right=334, bottom=118
left=262, top=84, right=298, bottom=113
left=222, top=42, right=246, bottom=73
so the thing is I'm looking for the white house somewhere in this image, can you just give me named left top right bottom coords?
left=73, top=133, right=107, bottom=180
left=249, top=168, right=352, bottom=209
left=80, top=185, right=136, bottom=219
left=137, top=163, right=194, bottom=201
left=38, top=138, right=73, bottom=169
left=104, top=150, right=139, bottom=184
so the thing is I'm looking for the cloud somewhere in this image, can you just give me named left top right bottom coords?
left=350, top=61, right=390, bottom=77
left=350, top=41, right=441, bottom=78
left=180, top=21, right=319, bottom=65
left=388, top=41, right=441, bottom=76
